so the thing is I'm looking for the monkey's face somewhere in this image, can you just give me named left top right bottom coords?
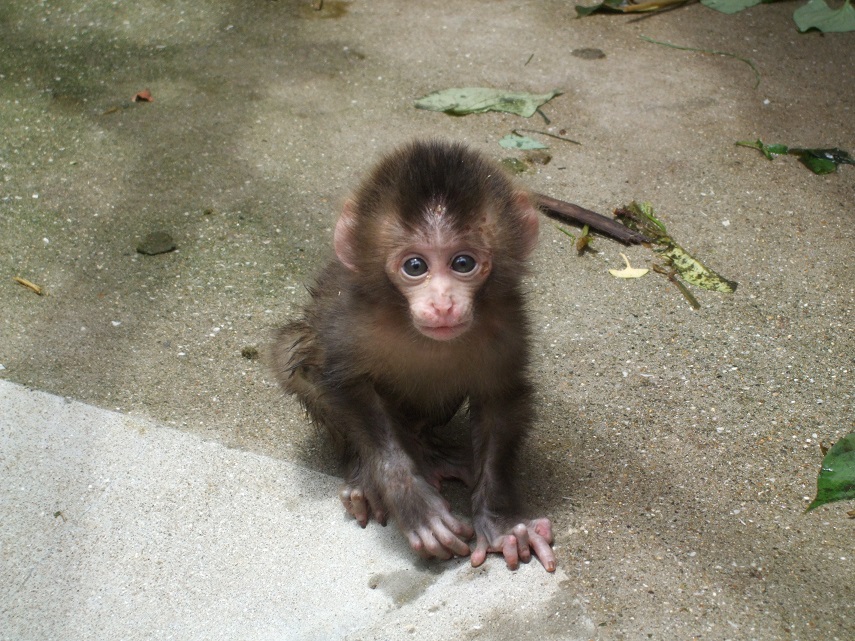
left=385, top=240, right=492, bottom=342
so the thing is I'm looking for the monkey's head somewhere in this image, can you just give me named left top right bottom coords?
left=333, top=140, right=539, bottom=342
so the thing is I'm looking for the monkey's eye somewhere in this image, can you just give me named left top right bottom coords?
left=451, top=254, right=477, bottom=274
left=402, top=256, right=428, bottom=277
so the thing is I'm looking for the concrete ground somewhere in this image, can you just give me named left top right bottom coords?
left=1, top=1, right=852, bottom=640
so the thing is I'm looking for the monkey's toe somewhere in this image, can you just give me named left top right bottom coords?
left=340, top=485, right=386, bottom=527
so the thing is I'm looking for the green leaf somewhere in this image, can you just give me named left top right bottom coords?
left=500, top=158, right=529, bottom=174
left=807, top=432, right=855, bottom=511
left=794, top=0, right=855, bottom=33
left=414, top=88, right=562, bottom=118
left=737, top=140, right=854, bottom=173
left=700, top=0, right=762, bottom=14
left=614, top=201, right=668, bottom=240
left=764, top=144, right=790, bottom=159
left=789, top=147, right=855, bottom=174
left=796, top=156, right=837, bottom=174
left=575, top=0, right=629, bottom=16
left=498, top=134, right=549, bottom=150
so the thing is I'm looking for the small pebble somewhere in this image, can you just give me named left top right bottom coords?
left=571, top=48, right=606, bottom=60
left=136, top=231, right=176, bottom=255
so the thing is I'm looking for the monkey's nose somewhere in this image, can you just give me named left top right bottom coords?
left=431, top=297, right=454, bottom=316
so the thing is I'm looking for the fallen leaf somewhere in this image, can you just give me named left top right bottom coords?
left=807, top=431, right=855, bottom=512
left=609, top=253, right=649, bottom=278
left=498, top=134, right=548, bottom=150
left=794, top=0, right=855, bottom=33
left=736, top=139, right=854, bottom=174
left=414, top=88, right=561, bottom=117
left=615, top=202, right=737, bottom=293
left=700, top=0, right=763, bottom=14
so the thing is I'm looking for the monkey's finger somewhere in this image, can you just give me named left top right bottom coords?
left=432, top=520, right=472, bottom=558
left=501, top=535, right=521, bottom=571
left=531, top=517, right=554, bottom=544
left=441, top=513, right=474, bottom=541
left=374, top=506, right=388, bottom=526
left=414, top=527, right=455, bottom=560
left=530, top=534, right=557, bottom=573
left=340, top=487, right=370, bottom=527
left=406, top=531, right=433, bottom=560
left=364, top=488, right=386, bottom=525
left=471, top=536, right=490, bottom=568
left=511, top=524, right=533, bottom=564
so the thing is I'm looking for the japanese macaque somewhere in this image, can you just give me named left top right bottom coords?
left=271, top=140, right=555, bottom=571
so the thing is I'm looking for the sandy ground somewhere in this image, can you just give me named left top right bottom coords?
left=1, top=1, right=853, bottom=639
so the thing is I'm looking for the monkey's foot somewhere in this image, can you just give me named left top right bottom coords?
left=417, top=441, right=473, bottom=490
left=423, top=459, right=473, bottom=491
left=340, top=484, right=388, bottom=527
left=471, top=517, right=555, bottom=572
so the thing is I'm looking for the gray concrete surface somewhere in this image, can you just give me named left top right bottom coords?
left=0, top=1, right=853, bottom=640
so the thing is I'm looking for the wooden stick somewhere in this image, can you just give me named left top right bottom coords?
left=534, top=193, right=649, bottom=244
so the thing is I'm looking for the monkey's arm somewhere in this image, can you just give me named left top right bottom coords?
left=272, top=321, right=474, bottom=560
left=324, top=383, right=475, bottom=560
left=468, top=389, right=556, bottom=572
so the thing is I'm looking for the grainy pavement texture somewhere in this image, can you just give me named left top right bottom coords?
left=0, top=2, right=852, bottom=640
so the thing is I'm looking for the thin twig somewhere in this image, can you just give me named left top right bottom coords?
left=639, top=35, right=761, bottom=89
left=652, top=264, right=700, bottom=309
left=624, top=0, right=692, bottom=12
left=512, top=128, right=581, bottom=146
left=13, top=276, right=44, bottom=295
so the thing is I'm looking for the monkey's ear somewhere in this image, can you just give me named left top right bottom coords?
left=514, top=192, right=541, bottom=259
left=334, top=200, right=360, bottom=271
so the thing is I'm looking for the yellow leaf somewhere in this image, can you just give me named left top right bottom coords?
left=609, top=253, right=649, bottom=279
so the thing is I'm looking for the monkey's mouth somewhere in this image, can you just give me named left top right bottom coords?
left=417, top=322, right=469, bottom=341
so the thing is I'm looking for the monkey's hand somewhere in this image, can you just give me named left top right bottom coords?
left=471, top=517, right=555, bottom=572
left=396, top=477, right=475, bottom=561
left=343, top=469, right=474, bottom=560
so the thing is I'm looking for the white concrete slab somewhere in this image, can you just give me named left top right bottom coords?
left=0, top=381, right=586, bottom=641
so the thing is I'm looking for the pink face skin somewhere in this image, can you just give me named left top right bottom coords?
left=386, top=241, right=491, bottom=342
left=334, top=195, right=538, bottom=345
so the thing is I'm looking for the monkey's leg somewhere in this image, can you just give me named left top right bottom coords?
left=272, top=325, right=393, bottom=525
left=414, top=434, right=474, bottom=490
left=468, top=391, right=556, bottom=572
left=343, top=443, right=470, bottom=524
left=270, top=322, right=327, bottom=411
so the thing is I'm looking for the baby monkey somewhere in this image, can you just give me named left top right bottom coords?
left=272, top=140, right=555, bottom=571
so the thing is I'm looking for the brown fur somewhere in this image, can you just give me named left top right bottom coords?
left=270, top=141, right=554, bottom=571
